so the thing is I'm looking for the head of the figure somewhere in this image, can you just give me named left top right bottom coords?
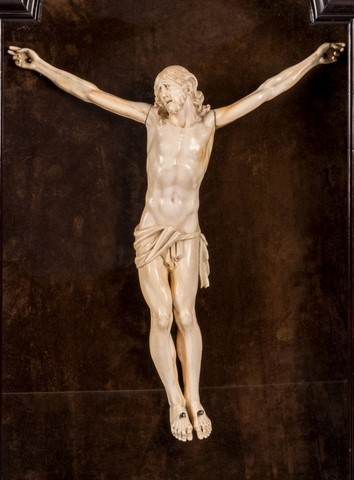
left=154, top=65, right=210, bottom=119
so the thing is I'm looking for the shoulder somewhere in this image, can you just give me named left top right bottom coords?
left=145, top=106, right=161, bottom=127
left=202, top=109, right=216, bottom=129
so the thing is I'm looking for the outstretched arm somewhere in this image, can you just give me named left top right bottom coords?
left=214, top=42, right=346, bottom=128
left=8, top=46, right=151, bottom=123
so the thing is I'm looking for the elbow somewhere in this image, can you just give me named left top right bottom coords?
left=260, top=89, right=273, bottom=103
left=253, top=88, right=273, bottom=105
left=86, top=86, right=100, bottom=103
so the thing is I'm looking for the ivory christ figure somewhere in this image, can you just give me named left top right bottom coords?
left=8, top=42, right=345, bottom=441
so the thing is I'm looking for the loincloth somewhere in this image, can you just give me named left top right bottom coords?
left=133, top=225, right=210, bottom=288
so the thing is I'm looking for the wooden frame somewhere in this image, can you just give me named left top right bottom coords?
left=309, top=0, right=354, bottom=22
left=0, top=0, right=42, bottom=20
left=309, top=2, right=354, bottom=476
left=0, top=0, right=353, bottom=477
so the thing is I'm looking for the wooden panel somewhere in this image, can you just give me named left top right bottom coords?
left=0, top=0, right=354, bottom=480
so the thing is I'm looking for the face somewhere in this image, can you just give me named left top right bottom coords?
left=157, top=80, right=187, bottom=114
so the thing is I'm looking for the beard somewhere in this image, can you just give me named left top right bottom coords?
left=165, top=91, right=188, bottom=114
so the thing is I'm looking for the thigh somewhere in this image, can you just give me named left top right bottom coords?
left=138, top=256, right=172, bottom=313
left=170, top=238, right=199, bottom=311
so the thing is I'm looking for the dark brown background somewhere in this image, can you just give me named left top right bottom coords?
left=2, top=1, right=350, bottom=479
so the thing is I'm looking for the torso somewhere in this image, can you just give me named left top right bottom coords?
left=139, top=107, right=216, bottom=233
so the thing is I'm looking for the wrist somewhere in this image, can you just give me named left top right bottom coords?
left=34, top=57, right=47, bottom=73
left=310, top=51, right=321, bottom=67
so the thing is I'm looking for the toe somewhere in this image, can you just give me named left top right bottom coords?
left=196, top=426, right=204, bottom=440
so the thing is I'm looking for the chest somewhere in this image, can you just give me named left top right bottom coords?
left=147, top=121, right=214, bottom=166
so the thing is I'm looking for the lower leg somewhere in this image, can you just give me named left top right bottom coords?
left=176, top=313, right=212, bottom=439
left=176, top=317, right=202, bottom=404
left=149, top=317, right=193, bottom=441
left=149, top=326, right=184, bottom=406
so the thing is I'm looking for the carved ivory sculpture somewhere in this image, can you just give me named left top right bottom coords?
left=8, top=42, right=345, bottom=441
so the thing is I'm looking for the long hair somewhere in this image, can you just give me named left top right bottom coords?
left=154, top=66, right=210, bottom=120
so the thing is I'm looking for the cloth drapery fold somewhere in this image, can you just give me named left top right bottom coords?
left=133, top=225, right=210, bottom=288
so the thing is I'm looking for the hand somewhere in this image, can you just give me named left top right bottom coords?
left=316, top=42, right=346, bottom=65
left=7, top=46, right=40, bottom=70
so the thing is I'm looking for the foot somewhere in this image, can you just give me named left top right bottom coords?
left=170, top=405, right=193, bottom=442
left=187, top=401, right=212, bottom=440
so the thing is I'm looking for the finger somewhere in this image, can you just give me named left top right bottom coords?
left=8, top=45, right=20, bottom=50
left=331, top=42, right=344, bottom=51
left=9, top=47, right=28, bottom=55
left=335, top=42, right=346, bottom=51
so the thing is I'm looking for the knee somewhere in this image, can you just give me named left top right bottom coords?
left=151, top=309, right=173, bottom=331
left=175, top=309, right=196, bottom=331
